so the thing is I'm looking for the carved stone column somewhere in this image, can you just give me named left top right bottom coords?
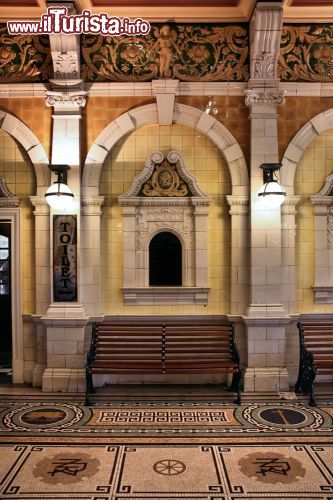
left=41, top=8, right=88, bottom=392
left=226, top=196, right=249, bottom=315
left=243, top=1, right=290, bottom=392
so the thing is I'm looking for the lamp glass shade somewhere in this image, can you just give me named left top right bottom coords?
left=258, top=180, right=286, bottom=208
left=45, top=182, right=74, bottom=210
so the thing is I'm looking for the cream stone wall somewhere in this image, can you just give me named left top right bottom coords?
left=0, top=129, right=36, bottom=314
left=295, top=128, right=333, bottom=313
left=100, top=123, right=231, bottom=315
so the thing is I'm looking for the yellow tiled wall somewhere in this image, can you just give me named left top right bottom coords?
left=100, top=123, right=231, bottom=315
left=0, top=99, right=52, bottom=160
left=295, top=128, right=333, bottom=313
left=0, top=129, right=36, bottom=314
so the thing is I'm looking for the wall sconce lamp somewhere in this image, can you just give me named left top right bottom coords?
left=45, top=164, right=74, bottom=210
left=258, top=163, right=286, bottom=208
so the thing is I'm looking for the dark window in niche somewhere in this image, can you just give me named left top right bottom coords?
left=149, top=232, right=182, bottom=286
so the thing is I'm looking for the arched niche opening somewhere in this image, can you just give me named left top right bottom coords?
left=149, top=231, right=182, bottom=286
left=118, top=150, right=211, bottom=305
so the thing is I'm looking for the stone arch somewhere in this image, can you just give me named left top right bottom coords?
left=281, top=108, right=333, bottom=194
left=82, top=103, right=249, bottom=197
left=0, top=109, right=50, bottom=194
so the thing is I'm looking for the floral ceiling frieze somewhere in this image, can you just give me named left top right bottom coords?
left=1, top=22, right=332, bottom=84
left=0, top=25, right=52, bottom=83
left=81, top=24, right=249, bottom=82
left=278, top=24, right=333, bottom=82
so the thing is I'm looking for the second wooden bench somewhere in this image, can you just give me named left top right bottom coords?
left=295, top=321, right=333, bottom=405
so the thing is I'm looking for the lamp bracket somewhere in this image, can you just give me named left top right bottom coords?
left=49, top=164, right=71, bottom=185
left=260, top=163, right=282, bottom=183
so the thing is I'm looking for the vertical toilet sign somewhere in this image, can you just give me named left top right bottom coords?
left=53, top=215, right=77, bottom=301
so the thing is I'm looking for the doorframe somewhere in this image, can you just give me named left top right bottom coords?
left=0, top=208, right=23, bottom=383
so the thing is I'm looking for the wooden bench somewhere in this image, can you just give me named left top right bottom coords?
left=86, top=321, right=241, bottom=405
left=295, top=321, right=333, bottom=406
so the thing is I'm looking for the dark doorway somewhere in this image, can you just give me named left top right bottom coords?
left=0, top=221, right=12, bottom=373
left=149, top=232, right=182, bottom=286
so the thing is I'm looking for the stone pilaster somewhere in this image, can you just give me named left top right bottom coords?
left=81, top=197, right=105, bottom=315
left=281, top=196, right=300, bottom=313
left=244, top=1, right=290, bottom=392
left=311, top=191, right=333, bottom=304
left=226, top=196, right=249, bottom=315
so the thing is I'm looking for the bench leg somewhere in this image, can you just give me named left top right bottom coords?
left=309, top=384, right=317, bottom=407
left=232, top=371, right=241, bottom=405
left=85, top=368, right=94, bottom=406
left=298, top=351, right=317, bottom=407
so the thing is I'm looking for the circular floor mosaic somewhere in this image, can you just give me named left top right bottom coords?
left=238, top=403, right=328, bottom=431
left=258, top=408, right=307, bottom=425
left=1, top=403, right=87, bottom=431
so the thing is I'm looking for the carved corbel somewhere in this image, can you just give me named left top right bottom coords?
left=250, top=1, right=283, bottom=81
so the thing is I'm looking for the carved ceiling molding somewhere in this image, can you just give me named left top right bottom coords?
left=0, top=24, right=52, bottom=83
left=278, top=24, right=333, bottom=82
left=82, top=23, right=249, bottom=82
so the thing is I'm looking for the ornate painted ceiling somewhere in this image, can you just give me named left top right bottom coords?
left=0, top=0, right=332, bottom=22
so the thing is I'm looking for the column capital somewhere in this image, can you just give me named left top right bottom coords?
left=281, top=195, right=301, bottom=215
left=46, top=87, right=87, bottom=111
left=245, top=87, right=285, bottom=107
left=30, top=195, right=50, bottom=215
left=226, top=195, right=249, bottom=215
left=81, top=196, right=105, bottom=216
left=311, top=195, right=333, bottom=214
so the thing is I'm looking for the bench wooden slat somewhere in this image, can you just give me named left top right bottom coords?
left=296, top=321, right=333, bottom=406
left=86, top=321, right=241, bottom=405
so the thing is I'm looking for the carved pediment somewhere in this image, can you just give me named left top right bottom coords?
left=311, top=172, right=333, bottom=207
left=119, top=151, right=208, bottom=202
left=0, top=177, right=19, bottom=207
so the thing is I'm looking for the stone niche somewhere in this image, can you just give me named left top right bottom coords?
left=118, top=151, right=211, bottom=305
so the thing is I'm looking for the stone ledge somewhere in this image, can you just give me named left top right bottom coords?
left=313, top=286, right=333, bottom=304
left=122, top=287, right=210, bottom=305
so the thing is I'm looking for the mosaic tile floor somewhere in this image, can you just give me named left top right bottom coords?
left=1, top=400, right=332, bottom=441
left=0, top=399, right=333, bottom=499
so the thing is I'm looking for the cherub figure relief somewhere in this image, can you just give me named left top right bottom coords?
left=152, top=25, right=177, bottom=78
